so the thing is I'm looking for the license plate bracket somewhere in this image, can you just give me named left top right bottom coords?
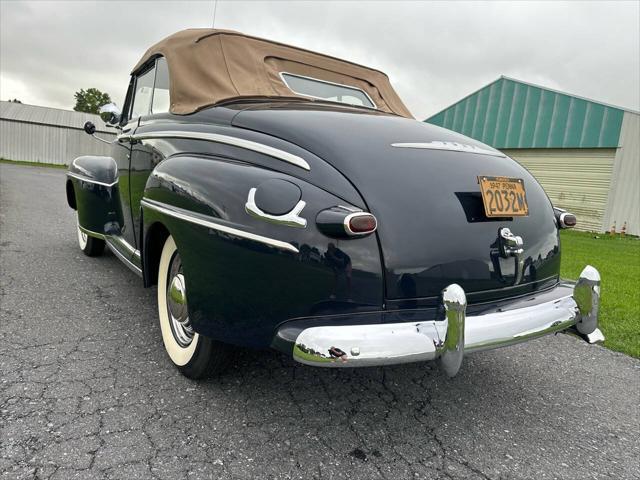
left=478, top=176, right=529, bottom=217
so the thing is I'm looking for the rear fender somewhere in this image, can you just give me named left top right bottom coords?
left=141, top=154, right=384, bottom=348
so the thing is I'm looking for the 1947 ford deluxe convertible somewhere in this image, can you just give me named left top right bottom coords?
left=67, top=29, right=603, bottom=379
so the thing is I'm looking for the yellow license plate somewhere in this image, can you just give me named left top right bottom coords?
left=478, top=176, right=529, bottom=217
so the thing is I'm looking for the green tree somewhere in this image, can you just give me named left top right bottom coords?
left=73, top=88, right=111, bottom=114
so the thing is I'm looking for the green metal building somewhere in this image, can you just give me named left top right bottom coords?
left=426, top=76, right=639, bottom=235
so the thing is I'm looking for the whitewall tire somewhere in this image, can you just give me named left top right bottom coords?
left=157, top=234, right=230, bottom=378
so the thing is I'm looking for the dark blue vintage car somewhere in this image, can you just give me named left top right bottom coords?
left=67, top=29, right=602, bottom=379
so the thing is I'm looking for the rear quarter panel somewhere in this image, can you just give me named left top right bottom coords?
left=142, top=152, right=383, bottom=348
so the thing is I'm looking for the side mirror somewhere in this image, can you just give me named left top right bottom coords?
left=83, top=120, right=112, bottom=145
left=84, top=121, right=96, bottom=135
left=99, top=103, right=122, bottom=127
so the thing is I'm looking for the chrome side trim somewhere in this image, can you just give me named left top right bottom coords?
left=106, top=240, right=142, bottom=277
left=141, top=198, right=299, bottom=254
left=131, top=131, right=311, bottom=171
left=67, top=171, right=118, bottom=188
left=391, top=141, right=505, bottom=157
left=108, top=234, right=140, bottom=259
left=78, top=225, right=106, bottom=240
left=245, top=188, right=307, bottom=228
left=78, top=225, right=140, bottom=258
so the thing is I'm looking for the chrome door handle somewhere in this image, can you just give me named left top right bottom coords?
left=245, top=188, right=307, bottom=228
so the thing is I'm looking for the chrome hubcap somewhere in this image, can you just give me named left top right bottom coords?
left=166, top=253, right=194, bottom=347
left=168, top=274, right=187, bottom=321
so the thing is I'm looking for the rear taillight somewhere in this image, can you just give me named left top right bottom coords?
left=344, top=212, right=377, bottom=236
left=316, top=207, right=378, bottom=238
left=554, top=207, right=577, bottom=229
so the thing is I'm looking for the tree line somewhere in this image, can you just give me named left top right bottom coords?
left=5, top=88, right=112, bottom=115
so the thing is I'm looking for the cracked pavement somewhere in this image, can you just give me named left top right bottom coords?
left=1, top=163, right=639, bottom=480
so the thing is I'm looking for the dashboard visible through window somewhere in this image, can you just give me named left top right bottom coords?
left=280, top=73, right=375, bottom=108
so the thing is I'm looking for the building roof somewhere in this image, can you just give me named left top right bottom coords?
left=132, top=28, right=412, bottom=117
left=425, top=76, right=636, bottom=149
left=0, top=101, right=112, bottom=134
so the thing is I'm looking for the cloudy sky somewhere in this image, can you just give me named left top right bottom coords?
left=1, top=0, right=638, bottom=119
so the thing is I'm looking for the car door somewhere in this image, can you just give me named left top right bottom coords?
left=109, top=62, right=157, bottom=264
left=128, top=57, right=171, bottom=252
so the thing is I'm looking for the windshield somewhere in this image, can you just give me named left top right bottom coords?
left=280, top=73, right=376, bottom=108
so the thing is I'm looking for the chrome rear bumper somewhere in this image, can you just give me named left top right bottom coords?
left=292, top=266, right=601, bottom=376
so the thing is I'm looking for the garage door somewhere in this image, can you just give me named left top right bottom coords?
left=503, top=148, right=615, bottom=232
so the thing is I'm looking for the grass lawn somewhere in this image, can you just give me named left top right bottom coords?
left=560, top=230, right=639, bottom=358
left=0, top=158, right=67, bottom=169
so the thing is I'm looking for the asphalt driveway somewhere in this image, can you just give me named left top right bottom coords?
left=1, top=163, right=639, bottom=480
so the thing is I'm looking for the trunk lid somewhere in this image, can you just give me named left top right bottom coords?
left=233, top=104, right=560, bottom=301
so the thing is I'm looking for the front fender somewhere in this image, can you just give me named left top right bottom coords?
left=67, top=156, right=124, bottom=235
left=141, top=154, right=384, bottom=348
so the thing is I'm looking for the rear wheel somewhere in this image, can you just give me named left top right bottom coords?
left=77, top=217, right=105, bottom=256
left=157, top=235, right=229, bottom=379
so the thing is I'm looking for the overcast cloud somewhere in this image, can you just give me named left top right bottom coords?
left=1, top=0, right=638, bottom=119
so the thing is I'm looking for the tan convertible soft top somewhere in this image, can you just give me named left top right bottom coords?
left=132, top=29, right=412, bottom=118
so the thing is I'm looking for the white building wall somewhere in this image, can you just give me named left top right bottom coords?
left=0, top=120, right=115, bottom=165
left=504, top=148, right=616, bottom=233
left=602, top=111, right=640, bottom=236
left=0, top=102, right=116, bottom=166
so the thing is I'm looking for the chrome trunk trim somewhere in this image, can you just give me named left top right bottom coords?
left=141, top=198, right=299, bottom=254
left=131, top=131, right=311, bottom=171
left=391, top=141, right=505, bottom=157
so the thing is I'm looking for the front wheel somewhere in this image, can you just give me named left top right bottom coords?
left=157, top=235, right=230, bottom=379
left=77, top=217, right=105, bottom=257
